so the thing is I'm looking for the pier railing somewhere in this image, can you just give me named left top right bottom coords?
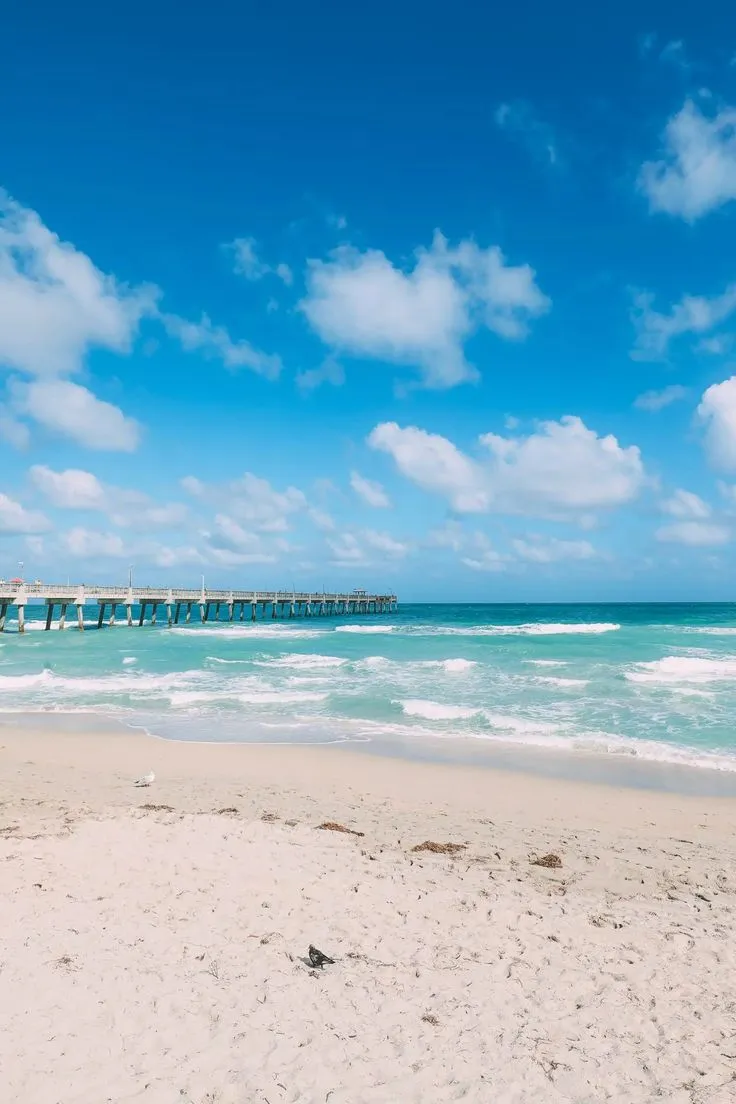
left=0, top=583, right=398, bottom=632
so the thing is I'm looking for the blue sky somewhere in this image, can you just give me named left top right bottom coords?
left=1, top=1, right=736, bottom=600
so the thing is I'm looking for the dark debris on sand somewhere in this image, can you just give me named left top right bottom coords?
left=411, top=841, right=466, bottom=855
left=316, top=821, right=365, bottom=837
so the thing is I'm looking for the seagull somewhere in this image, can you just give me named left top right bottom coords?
left=133, top=770, right=155, bottom=787
left=308, top=944, right=334, bottom=969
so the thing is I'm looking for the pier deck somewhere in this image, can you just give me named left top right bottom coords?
left=0, top=584, right=398, bottom=632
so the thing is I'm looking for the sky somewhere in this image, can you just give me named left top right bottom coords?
left=1, top=1, right=736, bottom=601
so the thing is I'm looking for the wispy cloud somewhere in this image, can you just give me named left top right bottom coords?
left=495, top=101, right=560, bottom=169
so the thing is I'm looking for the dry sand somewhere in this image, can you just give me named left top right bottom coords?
left=2, top=725, right=736, bottom=1103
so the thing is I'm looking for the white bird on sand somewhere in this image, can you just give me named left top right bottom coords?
left=133, top=770, right=155, bottom=787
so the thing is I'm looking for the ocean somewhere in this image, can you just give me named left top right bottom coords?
left=3, top=602, right=736, bottom=778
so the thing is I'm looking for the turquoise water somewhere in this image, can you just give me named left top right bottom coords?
left=3, top=602, right=736, bottom=771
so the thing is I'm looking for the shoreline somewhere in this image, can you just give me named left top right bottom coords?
left=6, top=708, right=736, bottom=798
left=3, top=717, right=736, bottom=832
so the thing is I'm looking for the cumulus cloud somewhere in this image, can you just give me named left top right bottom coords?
left=199, top=513, right=278, bottom=565
left=631, top=285, right=736, bottom=360
left=656, top=521, right=731, bottom=546
left=350, top=470, right=391, bottom=508
left=698, top=376, right=736, bottom=469
left=369, top=417, right=644, bottom=518
left=639, top=98, right=736, bottom=221
left=494, top=100, right=560, bottom=168
left=181, top=472, right=307, bottom=532
left=30, top=464, right=188, bottom=531
left=0, top=405, right=30, bottom=448
left=300, top=232, right=549, bottom=389
left=660, top=488, right=712, bottom=519
left=63, top=527, right=127, bottom=558
left=0, top=492, right=50, bottom=534
left=30, top=465, right=105, bottom=509
left=0, top=191, right=156, bottom=378
left=511, top=536, right=597, bottom=562
left=161, top=313, right=282, bottom=379
left=634, top=385, right=688, bottom=411
left=11, top=378, right=140, bottom=451
left=327, top=529, right=408, bottom=567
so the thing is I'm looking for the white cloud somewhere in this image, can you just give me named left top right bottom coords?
left=350, top=470, right=391, bottom=508
left=0, top=191, right=156, bottom=378
left=511, top=536, right=597, bottom=562
left=327, top=532, right=366, bottom=567
left=30, top=464, right=188, bottom=530
left=631, top=285, right=736, bottom=360
left=634, top=385, right=688, bottom=411
left=368, top=423, right=489, bottom=511
left=462, top=543, right=508, bottom=572
left=161, top=313, right=282, bottom=379
left=326, top=528, right=407, bottom=567
left=228, top=237, right=292, bottom=286
left=199, top=514, right=277, bottom=566
left=296, top=357, right=345, bottom=393
left=427, top=520, right=465, bottom=551
left=656, top=521, right=731, bottom=546
left=0, top=405, right=30, bottom=448
left=362, top=529, right=408, bottom=556
left=0, top=492, right=49, bottom=534
left=182, top=472, right=307, bottom=532
left=495, top=100, right=559, bottom=167
left=369, top=417, right=644, bottom=518
left=308, top=508, right=336, bottom=531
left=30, top=465, right=105, bottom=509
left=698, top=376, right=736, bottom=469
left=63, top=527, right=127, bottom=558
left=12, top=378, right=140, bottom=451
left=301, top=232, right=549, bottom=389
left=639, top=98, right=736, bottom=221
left=660, top=488, right=711, bottom=519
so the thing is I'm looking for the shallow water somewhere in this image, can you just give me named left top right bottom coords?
left=2, top=602, right=736, bottom=773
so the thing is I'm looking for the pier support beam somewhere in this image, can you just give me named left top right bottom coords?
left=175, top=602, right=182, bottom=624
left=251, top=602, right=257, bottom=621
left=45, top=602, right=54, bottom=631
left=0, top=602, right=7, bottom=632
left=151, top=602, right=159, bottom=626
left=126, top=603, right=133, bottom=627
left=186, top=602, right=192, bottom=623
left=76, top=603, right=84, bottom=631
left=139, top=602, right=147, bottom=627
left=59, top=603, right=68, bottom=630
left=109, top=603, right=117, bottom=626
left=97, top=603, right=106, bottom=629
left=17, top=605, right=25, bottom=634
left=166, top=603, right=173, bottom=627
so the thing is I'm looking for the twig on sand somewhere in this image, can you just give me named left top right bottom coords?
left=316, top=821, right=365, bottom=837
left=411, top=841, right=466, bottom=855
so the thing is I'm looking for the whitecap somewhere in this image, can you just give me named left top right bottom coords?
left=334, top=624, right=394, bottom=634
left=398, top=699, right=480, bottom=721
left=254, top=653, right=347, bottom=669
left=626, top=655, right=736, bottom=685
left=534, top=676, right=589, bottom=688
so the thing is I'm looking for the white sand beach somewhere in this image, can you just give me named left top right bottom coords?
left=3, top=725, right=736, bottom=1103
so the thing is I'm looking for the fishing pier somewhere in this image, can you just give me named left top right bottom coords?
left=0, top=583, right=398, bottom=633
